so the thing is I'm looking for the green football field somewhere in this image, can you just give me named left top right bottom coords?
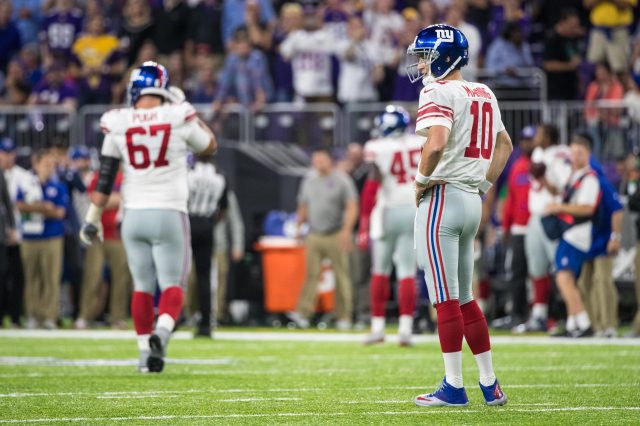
left=0, top=330, right=639, bottom=425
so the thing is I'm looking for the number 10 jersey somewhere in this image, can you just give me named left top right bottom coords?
left=100, top=102, right=211, bottom=213
left=415, top=80, right=505, bottom=193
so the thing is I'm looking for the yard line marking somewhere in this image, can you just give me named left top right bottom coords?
left=96, top=396, right=302, bottom=402
left=2, top=408, right=640, bottom=423
left=2, top=384, right=639, bottom=399
left=0, top=357, right=233, bottom=367
left=1, top=330, right=639, bottom=346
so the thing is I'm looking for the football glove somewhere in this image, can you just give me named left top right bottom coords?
left=167, top=86, right=186, bottom=104
left=79, top=204, right=104, bottom=246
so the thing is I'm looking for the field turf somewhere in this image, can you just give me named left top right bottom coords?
left=0, top=330, right=639, bottom=425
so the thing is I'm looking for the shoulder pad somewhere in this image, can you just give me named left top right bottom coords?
left=99, top=108, right=129, bottom=135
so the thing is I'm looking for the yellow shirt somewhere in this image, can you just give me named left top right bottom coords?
left=590, top=0, right=636, bottom=27
left=72, top=34, right=119, bottom=69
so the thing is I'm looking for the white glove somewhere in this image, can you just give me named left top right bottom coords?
left=167, top=86, right=186, bottom=104
left=79, top=204, right=104, bottom=246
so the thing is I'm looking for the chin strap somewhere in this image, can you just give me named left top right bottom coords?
left=423, top=55, right=463, bottom=87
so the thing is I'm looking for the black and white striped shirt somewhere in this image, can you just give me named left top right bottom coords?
left=187, top=162, right=227, bottom=217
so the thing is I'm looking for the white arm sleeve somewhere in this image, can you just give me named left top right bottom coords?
left=184, top=120, right=212, bottom=153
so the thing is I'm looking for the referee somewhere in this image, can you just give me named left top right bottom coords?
left=188, top=156, right=228, bottom=337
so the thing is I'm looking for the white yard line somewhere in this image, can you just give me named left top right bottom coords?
left=1, top=407, right=640, bottom=423
left=0, top=357, right=233, bottom=367
left=0, top=329, right=639, bottom=346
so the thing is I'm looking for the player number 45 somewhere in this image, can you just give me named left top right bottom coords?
left=125, top=124, right=171, bottom=169
left=464, top=101, right=493, bottom=160
left=390, top=148, right=422, bottom=184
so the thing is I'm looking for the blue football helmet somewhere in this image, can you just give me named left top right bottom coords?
left=127, top=61, right=171, bottom=106
left=373, top=105, right=410, bottom=137
left=406, top=24, right=469, bottom=86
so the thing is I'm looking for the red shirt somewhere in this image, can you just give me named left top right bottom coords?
left=88, top=171, right=123, bottom=240
left=503, top=155, right=531, bottom=233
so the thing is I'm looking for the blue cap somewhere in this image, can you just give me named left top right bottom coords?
left=69, top=145, right=90, bottom=160
left=0, top=138, right=16, bottom=153
left=520, top=126, right=536, bottom=139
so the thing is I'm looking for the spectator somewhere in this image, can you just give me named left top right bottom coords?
left=392, top=7, right=422, bottom=102
left=222, top=0, right=276, bottom=49
left=417, top=0, right=438, bottom=29
left=542, top=9, right=584, bottom=101
left=466, top=0, right=491, bottom=50
left=335, top=15, right=382, bottom=105
left=186, top=0, right=223, bottom=66
left=584, top=62, right=625, bottom=160
left=16, top=149, right=68, bottom=330
left=12, top=0, right=42, bottom=46
left=485, top=22, right=534, bottom=86
left=322, top=0, right=351, bottom=41
left=28, top=62, right=79, bottom=109
left=288, top=148, right=358, bottom=330
left=0, top=1, right=22, bottom=74
left=626, top=157, right=640, bottom=338
left=279, top=8, right=335, bottom=102
left=584, top=0, right=635, bottom=75
left=40, top=0, right=84, bottom=63
left=577, top=140, right=623, bottom=338
left=212, top=27, right=273, bottom=113
left=0, top=148, right=16, bottom=327
left=76, top=169, right=130, bottom=330
left=152, top=0, right=190, bottom=85
left=19, top=44, right=44, bottom=87
left=270, top=2, right=303, bottom=102
left=187, top=158, right=228, bottom=337
left=0, top=59, right=29, bottom=105
left=488, top=0, right=532, bottom=43
left=188, top=57, right=218, bottom=103
left=118, top=0, right=155, bottom=67
left=245, top=0, right=274, bottom=51
left=444, top=2, right=482, bottom=82
left=214, top=188, right=245, bottom=325
left=363, top=0, right=404, bottom=101
left=501, top=126, right=535, bottom=330
left=545, top=135, right=599, bottom=338
left=0, top=138, right=29, bottom=328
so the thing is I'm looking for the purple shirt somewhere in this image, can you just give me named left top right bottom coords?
left=40, top=9, right=83, bottom=58
left=33, top=79, right=79, bottom=105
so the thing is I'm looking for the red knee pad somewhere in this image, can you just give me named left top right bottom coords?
left=533, top=276, right=552, bottom=305
left=461, top=300, right=491, bottom=355
left=370, top=274, right=390, bottom=317
left=435, top=300, right=464, bottom=353
left=158, top=286, right=184, bottom=321
left=131, top=291, right=154, bottom=335
left=398, top=277, right=416, bottom=316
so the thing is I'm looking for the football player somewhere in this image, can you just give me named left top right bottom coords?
left=359, top=106, right=422, bottom=347
left=409, top=24, right=512, bottom=406
left=80, top=62, right=217, bottom=373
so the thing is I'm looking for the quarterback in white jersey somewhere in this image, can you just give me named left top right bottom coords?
left=80, top=62, right=216, bottom=373
left=358, top=106, right=422, bottom=347
left=408, top=25, right=512, bottom=408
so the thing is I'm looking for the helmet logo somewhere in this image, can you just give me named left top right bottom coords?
left=435, top=29, right=454, bottom=43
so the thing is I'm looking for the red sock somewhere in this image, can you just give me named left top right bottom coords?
left=158, top=286, right=184, bottom=320
left=533, top=276, right=552, bottom=305
left=370, top=274, right=389, bottom=317
left=131, top=291, right=154, bottom=335
left=461, top=300, right=491, bottom=355
left=435, top=300, right=464, bottom=353
left=398, top=277, right=416, bottom=316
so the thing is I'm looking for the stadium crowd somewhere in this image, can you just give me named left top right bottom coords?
left=1, top=0, right=640, bottom=338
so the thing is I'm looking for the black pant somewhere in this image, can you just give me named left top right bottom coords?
left=64, top=233, right=83, bottom=318
left=190, top=215, right=215, bottom=329
left=0, top=244, right=24, bottom=325
left=506, top=234, right=528, bottom=324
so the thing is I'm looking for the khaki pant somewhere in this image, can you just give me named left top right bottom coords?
left=633, top=244, right=640, bottom=333
left=79, top=240, right=131, bottom=322
left=578, top=256, right=618, bottom=332
left=21, top=238, right=64, bottom=322
left=587, top=27, right=630, bottom=73
left=297, top=232, right=352, bottom=321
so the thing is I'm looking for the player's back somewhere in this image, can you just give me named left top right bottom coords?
left=100, top=102, right=204, bottom=213
left=364, top=134, right=424, bottom=208
left=415, top=80, right=505, bottom=192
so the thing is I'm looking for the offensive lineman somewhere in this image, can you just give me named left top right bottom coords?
left=408, top=24, right=512, bottom=406
left=359, top=106, right=422, bottom=347
left=80, top=62, right=217, bottom=373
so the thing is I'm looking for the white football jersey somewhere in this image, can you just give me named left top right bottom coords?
left=364, top=134, right=424, bottom=208
left=528, top=144, right=572, bottom=216
left=415, top=80, right=506, bottom=193
left=100, top=102, right=211, bottom=213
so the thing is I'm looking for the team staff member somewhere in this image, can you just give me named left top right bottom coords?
left=187, top=158, right=227, bottom=337
left=16, top=149, right=69, bottom=330
left=289, top=148, right=358, bottom=330
left=0, top=168, right=15, bottom=305
left=546, top=135, right=600, bottom=338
